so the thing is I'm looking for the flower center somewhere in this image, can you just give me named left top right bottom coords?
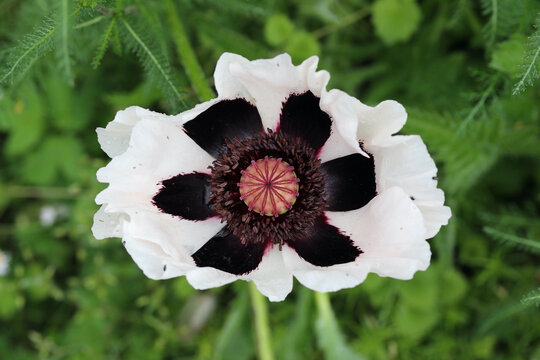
left=238, top=156, right=299, bottom=217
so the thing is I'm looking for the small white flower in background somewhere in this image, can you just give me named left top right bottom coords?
left=39, top=205, right=69, bottom=227
left=93, top=53, right=451, bottom=301
left=0, top=251, right=11, bottom=276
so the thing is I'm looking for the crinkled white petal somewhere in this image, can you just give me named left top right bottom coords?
left=356, top=100, right=407, bottom=147
left=282, top=187, right=429, bottom=292
left=122, top=233, right=195, bottom=280
left=94, top=107, right=225, bottom=280
left=123, top=210, right=225, bottom=256
left=318, top=89, right=369, bottom=162
left=282, top=245, right=371, bottom=292
left=249, top=247, right=293, bottom=302
left=370, top=135, right=451, bottom=238
left=96, top=106, right=169, bottom=158
left=186, top=267, right=239, bottom=290
left=216, top=52, right=330, bottom=132
left=96, top=117, right=215, bottom=211
left=92, top=205, right=128, bottom=239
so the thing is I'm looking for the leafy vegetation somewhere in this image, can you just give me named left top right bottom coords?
left=0, top=0, right=539, bottom=359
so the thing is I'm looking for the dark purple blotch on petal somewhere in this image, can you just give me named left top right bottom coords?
left=286, top=215, right=361, bottom=267
left=153, top=173, right=217, bottom=220
left=184, top=99, right=263, bottom=157
left=192, top=229, right=266, bottom=275
left=322, top=153, right=376, bottom=211
left=279, top=91, right=332, bottom=151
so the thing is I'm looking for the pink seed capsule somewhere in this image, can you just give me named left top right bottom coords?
left=238, top=157, right=299, bottom=216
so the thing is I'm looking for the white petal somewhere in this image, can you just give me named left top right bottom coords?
left=95, top=108, right=225, bottom=279
left=91, top=205, right=127, bottom=239
left=356, top=100, right=407, bottom=147
left=96, top=106, right=168, bottom=158
left=96, top=117, right=215, bottom=212
left=282, top=245, right=370, bottom=292
left=327, top=187, right=430, bottom=279
left=371, top=135, right=451, bottom=238
left=122, top=233, right=195, bottom=280
left=214, top=53, right=251, bottom=100
left=283, top=187, right=430, bottom=292
left=318, top=89, right=369, bottom=163
left=124, top=210, right=225, bottom=256
left=186, top=267, right=238, bottom=290
left=249, top=246, right=293, bottom=302
left=226, top=53, right=330, bottom=132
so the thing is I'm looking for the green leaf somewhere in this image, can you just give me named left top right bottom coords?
left=285, top=31, right=321, bottom=64
left=315, top=292, right=365, bottom=360
left=521, top=288, right=540, bottom=307
left=214, top=293, right=253, bottom=360
left=0, top=279, right=24, bottom=319
left=45, top=75, right=91, bottom=131
left=91, top=17, right=116, bottom=69
left=393, top=302, right=440, bottom=341
left=372, top=0, right=421, bottom=45
left=277, top=288, right=315, bottom=360
left=484, top=226, right=540, bottom=254
left=3, top=84, right=45, bottom=157
left=20, top=136, right=83, bottom=185
left=0, top=16, right=56, bottom=84
left=513, top=14, right=540, bottom=94
left=264, top=14, right=295, bottom=46
left=120, top=17, right=186, bottom=112
left=490, top=35, right=528, bottom=76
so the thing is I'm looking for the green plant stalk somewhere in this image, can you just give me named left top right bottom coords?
left=248, top=282, right=275, bottom=360
left=314, top=291, right=331, bottom=323
left=163, top=0, right=215, bottom=101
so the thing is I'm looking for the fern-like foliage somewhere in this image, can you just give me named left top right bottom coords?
left=483, top=226, right=540, bottom=254
left=521, top=287, right=540, bottom=307
left=405, top=109, right=500, bottom=195
left=513, top=13, right=540, bottom=94
left=481, top=0, right=523, bottom=48
left=0, top=15, right=56, bottom=84
left=181, top=0, right=269, bottom=18
left=91, top=17, right=117, bottom=68
left=119, top=17, right=186, bottom=112
left=55, top=0, right=75, bottom=85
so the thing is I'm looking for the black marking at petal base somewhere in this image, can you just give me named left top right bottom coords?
left=184, top=99, right=263, bottom=157
left=321, top=153, right=376, bottom=211
left=279, top=91, right=332, bottom=151
left=192, top=228, right=266, bottom=275
left=153, top=173, right=217, bottom=220
left=286, top=215, right=362, bottom=267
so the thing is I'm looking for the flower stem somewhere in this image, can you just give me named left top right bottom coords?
left=248, top=282, right=275, bottom=360
left=314, top=291, right=332, bottom=321
left=163, top=0, right=215, bottom=102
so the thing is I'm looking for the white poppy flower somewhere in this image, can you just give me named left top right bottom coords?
left=93, top=53, right=451, bottom=302
left=0, top=251, right=10, bottom=276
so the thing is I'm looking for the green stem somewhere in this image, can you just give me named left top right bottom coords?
left=163, top=0, right=215, bottom=101
left=314, top=291, right=331, bottom=321
left=248, top=282, right=275, bottom=360
left=74, top=15, right=105, bottom=29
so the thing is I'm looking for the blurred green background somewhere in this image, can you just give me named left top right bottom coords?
left=1, top=0, right=539, bottom=359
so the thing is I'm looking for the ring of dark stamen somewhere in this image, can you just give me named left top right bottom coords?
left=209, top=130, right=327, bottom=246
